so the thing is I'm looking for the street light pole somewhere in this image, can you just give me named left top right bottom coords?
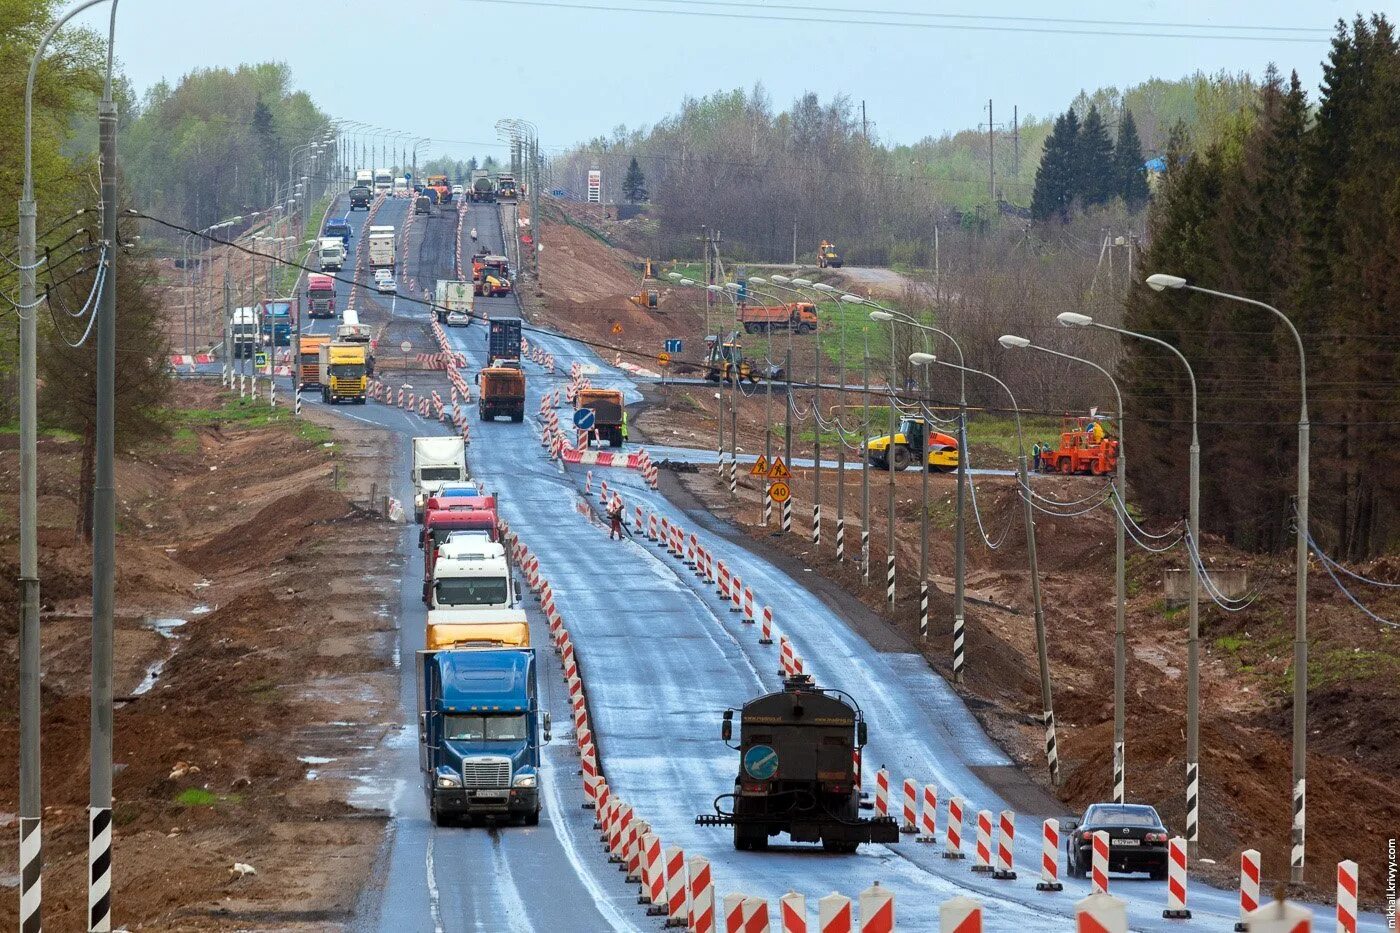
left=1001, top=334, right=1126, bottom=801
left=1147, top=273, right=1310, bottom=879
left=913, top=350, right=1059, bottom=786
left=1059, top=310, right=1198, bottom=839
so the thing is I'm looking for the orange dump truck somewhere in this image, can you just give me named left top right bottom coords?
left=478, top=366, right=526, bottom=423
left=298, top=334, right=332, bottom=389
left=739, top=302, right=818, bottom=334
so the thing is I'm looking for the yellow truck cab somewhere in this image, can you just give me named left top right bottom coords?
left=426, top=610, right=530, bottom=650
left=865, top=417, right=959, bottom=472
left=318, top=341, right=368, bottom=404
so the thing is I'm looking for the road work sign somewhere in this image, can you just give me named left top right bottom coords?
left=768, top=481, right=791, bottom=503
left=658, top=351, right=671, bottom=367
left=573, top=408, right=596, bottom=431
left=767, top=457, right=791, bottom=480
left=749, top=455, right=769, bottom=476
left=611, top=322, right=624, bottom=335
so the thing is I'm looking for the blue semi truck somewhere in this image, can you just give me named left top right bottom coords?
left=258, top=299, right=294, bottom=347
left=417, top=647, right=549, bottom=826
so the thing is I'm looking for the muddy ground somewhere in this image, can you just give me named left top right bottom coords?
left=0, top=382, right=402, bottom=930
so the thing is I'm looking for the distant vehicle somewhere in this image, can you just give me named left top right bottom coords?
left=258, top=299, right=295, bottom=347
left=470, top=172, right=496, bottom=203
left=426, top=174, right=452, bottom=204
left=319, top=341, right=368, bottom=404
left=739, top=301, right=818, bottom=334
left=306, top=273, right=337, bottom=318
left=864, top=417, right=959, bottom=472
left=317, top=237, right=346, bottom=272
left=1033, top=416, right=1119, bottom=476
left=487, top=317, right=522, bottom=365
left=478, top=367, right=525, bottom=423
left=376, top=275, right=397, bottom=295
left=374, top=267, right=393, bottom=282
left=575, top=388, right=626, bottom=448
left=1064, top=804, right=1170, bottom=880
left=415, top=195, right=432, bottom=215
left=348, top=186, right=372, bottom=211
left=373, top=168, right=393, bottom=194
left=435, top=280, right=474, bottom=326
left=412, top=436, right=468, bottom=523
left=324, top=216, right=353, bottom=244
left=368, top=231, right=395, bottom=269
left=393, top=176, right=409, bottom=196
left=817, top=240, right=842, bottom=268
left=496, top=173, right=518, bottom=200
left=232, top=306, right=258, bottom=357
left=297, top=334, right=331, bottom=388
left=355, top=169, right=374, bottom=188
left=451, top=184, right=464, bottom=198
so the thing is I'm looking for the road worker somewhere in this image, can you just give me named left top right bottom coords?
left=607, top=495, right=625, bottom=540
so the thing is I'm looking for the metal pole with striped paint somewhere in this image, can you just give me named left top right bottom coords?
left=763, top=494, right=771, bottom=527
left=861, top=527, right=870, bottom=584
left=89, top=806, right=112, bottom=931
left=1044, top=711, right=1060, bottom=789
left=811, top=504, right=821, bottom=546
left=919, top=581, right=929, bottom=641
left=952, top=614, right=965, bottom=683
left=1186, top=761, right=1199, bottom=845
left=782, top=497, right=792, bottom=535
left=1036, top=818, right=1062, bottom=891
left=19, top=816, right=40, bottom=933
left=295, top=388, right=302, bottom=417
left=1163, top=836, right=1191, bottom=919
left=1291, top=778, right=1305, bottom=882
left=836, top=514, right=845, bottom=562
left=728, top=459, right=737, bottom=497
left=1113, top=741, right=1124, bottom=805
left=886, top=554, right=895, bottom=605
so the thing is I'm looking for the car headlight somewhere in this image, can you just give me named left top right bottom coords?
left=435, top=768, right=461, bottom=788
left=512, top=773, right=536, bottom=788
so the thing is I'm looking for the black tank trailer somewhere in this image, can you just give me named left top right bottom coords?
left=696, top=674, right=899, bottom=852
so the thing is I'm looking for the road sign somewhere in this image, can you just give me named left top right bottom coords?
left=573, top=408, right=597, bottom=431
left=768, top=481, right=791, bottom=503
left=767, top=457, right=791, bottom=480
left=658, top=351, right=671, bottom=367
left=749, top=455, right=769, bottom=476
left=254, top=350, right=268, bottom=369
left=400, top=340, right=413, bottom=353
left=665, top=339, right=683, bottom=354
left=611, top=322, right=623, bottom=335
left=743, top=744, right=779, bottom=780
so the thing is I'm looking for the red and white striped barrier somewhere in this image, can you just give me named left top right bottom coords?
left=1036, top=819, right=1062, bottom=891
left=874, top=769, right=890, bottom=819
left=1090, top=830, right=1110, bottom=894
left=900, top=779, right=918, bottom=834
left=857, top=883, right=894, bottom=933
left=743, top=586, right=755, bottom=624
left=779, top=635, right=796, bottom=677
left=627, top=818, right=647, bottom=882
left=1163, top=836, right=1190, bottom=919
left=1237, top=848, right=1261, bottom=931
left=993, top=810, right=1016, bottom=879
left=719, top=562, right=732, bottom=603
left=1075, top=892, right=1127, bottom=933
left=972, top=809, right=993, bottom=872
left=643, top=832, right=665, bottom=911
left=730, top=574, right=743, bottom=613
left=780, top=893, right=807, bottom=933
left=688, top=855, right=715, bottom=933
left=939, top=896, right=981, bottom=933
left=1336, top=860, right=1358, bottom=933
left=917, top=785, right=937, bottom=843
left=664, top=847, right=687, bottom=927
left=817, top=893, right=853, bottom=933
left=760, top=605, right=774, bottom=645
left=725, top=895, right=748, bottom=933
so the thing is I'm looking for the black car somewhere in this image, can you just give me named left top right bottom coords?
left=1065, top=803, right=1170, bottom=880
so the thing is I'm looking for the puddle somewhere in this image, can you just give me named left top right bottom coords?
left=298, top=755, right=337, bottom=765
left=145, top=617, right=187, bottom=638
left=128, top=617, right=188, bottom=698
left=190, top=605, right=212, bottom=616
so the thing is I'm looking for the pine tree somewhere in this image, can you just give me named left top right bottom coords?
left=1031, top=109, right=1080, bottom=223
left=622, top=157, right=649, bottom=203
left=1075, top=104, right=1116, bottom=206
left=1113, top=108, right=1150, bottom=210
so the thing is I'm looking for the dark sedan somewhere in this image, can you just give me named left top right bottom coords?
left=1065, top=803, right=1170, bottom=880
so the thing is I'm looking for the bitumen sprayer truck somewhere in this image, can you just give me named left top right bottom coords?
left=697, top=673, right=898, bottom=852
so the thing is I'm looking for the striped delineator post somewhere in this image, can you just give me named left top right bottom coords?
left=20, top=816, right=40, bottom=933
left=730, top=575, right=743, bottom=613
left=744, top=896, right=771, bottom=933
left=645, top=834, right=667, bottom=913
left=1075, top=892, right=1128, bottom=933
left=900, top=778, right=918, bottom=833
left=817, top=892, right=853, bottom=933
left=763, top=495, right=771, bottom=527
left=627, top=818, right=649, bottom=882
left=873, top=769, right=890, bottom=818
left=1090, top=830, right=1110, bottom=894
left=1036, top=819, right=1063, bottom=891
left=1185, top=760, right=1199, bottom=845
left=780, top=892, right=807, bottom=933
left=836, top=515, right=845, bottom=561
left=580, top=745, right=600, bottom=809
left=939, top=895, right=982, bottom=933
left=811, top=504, right=821, bottom=545
left=857, top=883, right=894, bottom=933
left=294, top=388, right=302, bottom=416
left=725, top=894, right=747, bottom=933
left=688, top=855, right=714, bottom=933
left=719, top=562, right=732, bottom=603
left=649, top=512, right=660, bottom=542
left=1292, top=777, right=1305, bottom=881
left=919, top=581, right=929, bottom=641
left=917, top=784, right=938, bottom=842
left=1112, top=741, right=1124, bottom=805
left=1162, top=836, right=1191, bottom=919
left=782, top=497, right=792, bottom=535
left=728, top=459, right=737, bottom=496
left=743, top=587, right=755, bottom=624
left=993, top=810, right=1017, bottom=879
left=943, top=796, right=965, bottom=859
left=1044, top=711, right=1060, bottom=788
left=861, top=528, right=870, bottom=583
left=760, top=606, right=774, bottom=644
left=885, top=555, right=895, bottom=605
left=972, top=809, right=993, bottom=872
left=1336, top=859, right=1358, bottom=933
left=664, top=846, right=688, bottom=927
left=89, top=806, right=112, bottom=932
left=778, top=635, right=795, bottom=677
left=1235, top=848, right=1261, bottom=931
left=639, top=831, right=661, bottom=903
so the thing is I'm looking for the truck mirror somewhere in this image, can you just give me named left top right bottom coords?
left=419, top=712, right=427, bottom=741
left=857, top=720, right=868, bottom=747
left=542, top=711, right=552, bottom=742
left=721, top=709, right=733, bottom=742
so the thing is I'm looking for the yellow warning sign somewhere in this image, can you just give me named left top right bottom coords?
left=768, top=481, right=791, bottom=503
left=658, top=351, right=671, bottom=366
left=749, top=455, right=769, bottom=476
left=611, top=322, right=624, bottom=335
left=767, top=457, right=791, bottom=480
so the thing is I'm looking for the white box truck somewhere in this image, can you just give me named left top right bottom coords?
left=434, top=279, right=475, bottom=326
left=232, top=307, right=259, bottom=357
left=368, top=232, right=395, bottom=269
left=412, top=436, right=468, bottom=522
left=318, top=237, right=347, bottom=271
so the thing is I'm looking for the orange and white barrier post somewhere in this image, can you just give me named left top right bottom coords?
left=779, top=635, right=795, bottom=677
left=1036, top=818, right=1062, bottom=891
left=944, top=796, right=965, bottom=859
left=743, top=897, right=771, bottom=933
left=874, top=769, right=890, bottom=819
left=993, top=809, right=1017, bottom=879
left=743, top=586, right=756, bottom=624
left=857, top=883, right=894, bottom=933
left=1336, top=860, right=1358, bottom=933
left=627, top=818, right=648, bottom=882
left=643, top=832, right=666, bottom=913
left=780, top=892, right=807, bottom=933
left=900, top=779, right=918, bottom=833
left=971, top=809, right=994, bottom=872
left=917, top=785, right=937, bottom=842
left=585, top=470, right=593, bottom=495
left=939, top=896, right=981, bottom=933
left=1244, top=898, right=1314, bottom=933
left=724, top=894, right=747, bottom=933
left=730, top=574, right=743, bottom=612
left=1090, top=830, right=1110, bottom=894
left=719, top=561, right=732, bottom=603
left=638, top=830, right=660, bottom=903
left=688, top=855, right=714, bottom=933
left=760, top=606, right=774, bottom=645
left=1162, top=836, right=1191, bottom=919
left=1075, top=892, right=1128, bottom=933
left=664, top=846, right=687, bottom=927
left=817, top=893, right=853, bottom=933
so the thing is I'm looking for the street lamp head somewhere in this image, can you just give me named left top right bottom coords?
left=770, top=274, right=791, bottom=284
left=706, top=284, right=725, bottom=293
left=868, top=310, right=894, bottom=322
left=667, top=272, right=682, bottom=281
left=790, top=277, right=813, bottom=287
left=679, top=278, right=695, bottom=286
left=724, top=282, right=740, bottom=291
left=839, top=294, right=866, bottom=305
left=998, top=334, right=1031, bottom=349
left=747, top=276, right=768, bottom=285
left=1146, top=272, right=1187, bottom=292
left=812, top=282, right=836, bottom=292
left=1057, top=312, right=1094, bottom=327
left=909, top=352, right=937, bottom=366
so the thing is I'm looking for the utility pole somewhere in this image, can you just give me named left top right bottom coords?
left=885, top=341, right=896, bottom=605
left=1013, top=105, right=1020, bottom=171
left=812, top=322, right=822, bottom=547
left=987, top=99, right=995, bottom=205
left=861, top=344, right=871, bottom=584
left=792, top=220, right=797, bottom=266
left=861, top=100, right=868, bottom=141
left=784, top=348, right=793, bottom=534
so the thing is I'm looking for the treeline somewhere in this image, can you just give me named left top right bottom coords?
left=121, top=62, right=330, bottom=232
left=1030, top=105, right=1149, bottom=221
left=1123, top=16, right=1400, bottom=559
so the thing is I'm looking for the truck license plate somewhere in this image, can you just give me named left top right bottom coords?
left=472, top=789, right=509, bottom=799
left=1111, top=838, right=1140, bottom=846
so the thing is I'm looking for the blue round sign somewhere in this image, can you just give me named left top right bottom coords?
left=743, top=744, right=779, bottom=780
left=573, top=408, right=596, bottom=430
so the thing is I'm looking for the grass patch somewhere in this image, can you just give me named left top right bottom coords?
left=0, top=423, right=82, bottom=442
left=966, top=415, right=1062, bottom=459
left=167, top=393, right=335, bottom=449
left=175, top=788, right=219, bottom=807
left=1214, top=633, right=1248, bottom=653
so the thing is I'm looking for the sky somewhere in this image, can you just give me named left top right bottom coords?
left=85, top=0, right=1374, bottom=162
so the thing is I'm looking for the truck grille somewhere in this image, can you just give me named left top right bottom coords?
left=461, top=757, right=511, bottom=789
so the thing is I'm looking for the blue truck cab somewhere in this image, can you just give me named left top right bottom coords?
left=325, top=216, right=353, bottom=244
left=258, top=299, right=294, bottom=347
left=417, top=647, right=549, bottom=826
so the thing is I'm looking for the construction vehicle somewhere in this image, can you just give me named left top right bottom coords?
left=817, top=240, right=843, bottom=268
left=628, top=258, right=660, bottom=310
left=478, top=366, right=526, bottom=422
left=473, top=254, right=512, bottom=296
left=232, top=307, right=259, bottom=357
left=470, top=172, right=496, bottom=202
left=864, top=417, right=959, bottom=472
left=1034, top=415, right=1119, bottom=476
left=739, top=302, right=818, bottom=334
left=318, top=341, right=368, bottom=404
left=496, top=173, right=518, bottom=200
left=487, top=317, right=522, bottom=365
left=696, top=673, right=896, bottom=852
left=704, top=333, right=782, bottom=384
left=348, top=186, right=372, bottom=211
left=426, top=173, right=452, bottom=204
left=297, top=334, right=331, bottom=389
left=413, top=436, right=469, bottom=523
left=575, top=388, right=626, bottom=447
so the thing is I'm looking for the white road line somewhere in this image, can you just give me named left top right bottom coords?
left=424, top=829, right=444, bottom=933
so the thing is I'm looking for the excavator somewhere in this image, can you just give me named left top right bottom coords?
left=864, top=416, right=959, bottom=471
left=817, top=240, right=843, bottom=269
left=628, top=258, right=660, bottom=310
left=704, top=333, right=782, bottom=384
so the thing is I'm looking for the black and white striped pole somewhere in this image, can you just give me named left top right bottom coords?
left=836, top=514, right=845, bottom=561
left=1186, top=762, right=1199, bottom=845
left=952, top=615, right=965, bottom=681
left=20, top=816, right=40, bottom=933
left=728, top=459, right=737, bottom=497
left=781, top=497, right=792, bottom=535
left=811, top=504, right=820, bottom=545
left=919, top=581, right=929, bottom=641
left=886, top=554, right=896, bottom=606
left=90, top=806, right=112, bottom=931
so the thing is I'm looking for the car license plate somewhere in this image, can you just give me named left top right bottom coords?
left=1111, top=838, right=1140, bottom=846
left=471, top=789, right=509, bottom=799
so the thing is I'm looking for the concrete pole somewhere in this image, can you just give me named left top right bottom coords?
left=861, top=344, right=871, bottom=584
left=885, top=329, right=897, bottom=605
left=918, top=364, right=929, bottom=640
left=812, top=317, right=821, bottom=545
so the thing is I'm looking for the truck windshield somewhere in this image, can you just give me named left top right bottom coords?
left=421, top=467, right=462, bottom=482
left=443, top=714, right=528, bottom=742
left=436, top=577, right=508, bottom=607
left=329, top=364, right=364, bottom=379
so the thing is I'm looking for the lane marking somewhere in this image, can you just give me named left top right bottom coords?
left=424, top=829, right=444, bottom=933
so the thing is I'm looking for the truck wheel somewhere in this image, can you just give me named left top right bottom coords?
left=733, top=824, right=767, bottom=851
left=822, top=839, right=859, bottom=854
left=1058, top=457, right=1073, bottom=475
left=511, top=412, right=523, bottom=423
left=524, top=808, right=540, bottom=827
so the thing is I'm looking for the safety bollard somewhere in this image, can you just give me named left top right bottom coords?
left=743, top=896, right=771, bottom=933
left=688, top=855, right=714, bottom=933
left=1036, top=819, right=1062, bottom=891
left=760, top=605, right=774, bottom=645
left=1244, top=897, right=1314, bottom=933
left=725, top=894, right=747, bottom=933
left=743, top=586, right=756, bottom=624
left=939, top=896, right=981, bottom=933
left=649, top=512, right=660, bottom=542
left=719, top=562, right=732, bottom=603
left=644, top=833, right=666, bottom=912
left=917, top=785, right=938, bottom=843
left=585, top=470, right=593, bottom=495
left=857, top=883, right=894, bottom=933
left=944, top=796, right=965, bottom=859
left=1336, top=860, right=1359, bottom=933
left=730, top=574, right=743, bottom=612
left=817, top=893, right=852, bottom=933
left=1090, top=830, right=1110, bottom=895
left=627, top=818, right=648, bottom=882
left=1162, top=836, right=1191, bottom=919
left=580, top=746, right=600, bottom=809
left=972, top=809, right=993, bottom=872
left=779, top=635, right=795, bottom=677
left=874, top=769, right=890, bottom=819
left=664, top=846, right=687, bottom=927
left=993, top=810, right=1017, bottom=879
left=1075, top=892, right=1128, bottom=933
left=780, top=892, right=807, bottom=933
left=900, top=779, right=918, bottom=833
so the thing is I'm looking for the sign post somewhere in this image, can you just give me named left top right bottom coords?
left=400, top=339, right=413, bottom=389
left=574, top=407, right=597, bottom=449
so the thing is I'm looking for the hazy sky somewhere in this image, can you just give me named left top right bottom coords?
left=89, top=0, right=1366, bottom=160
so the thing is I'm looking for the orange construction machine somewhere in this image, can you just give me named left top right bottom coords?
left=1034, top=416, right=1119, bottom=476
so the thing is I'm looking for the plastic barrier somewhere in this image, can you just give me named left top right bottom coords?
left=1036, top=819, right=1062, bottom=891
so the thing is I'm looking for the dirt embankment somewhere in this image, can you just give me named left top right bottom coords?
left=0, top=382, right=402, bottom=930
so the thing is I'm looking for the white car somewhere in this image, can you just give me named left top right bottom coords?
left=446, top=309, right=471, bottom=327
left=376, top=276, right=397, bottom=294
left=451, top=184, right=464, bottom=197
left=373, top=268, right=392, bottom=282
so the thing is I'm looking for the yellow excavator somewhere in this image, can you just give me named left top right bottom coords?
left=628, top=258, right=660, bottom=310
left=864, top=416, right=959, bottom=471
left=704, top=333, right=782, bottom=384
left=817, top=240, right=843, bottom=269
